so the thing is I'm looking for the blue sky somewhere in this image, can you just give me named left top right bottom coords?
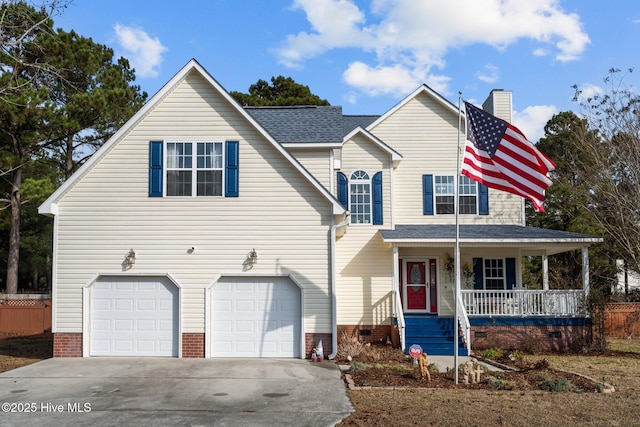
left=54, top=0, right=639, bottom=142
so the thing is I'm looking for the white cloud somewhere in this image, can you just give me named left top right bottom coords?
left=277, top=0, right=589, bottom=97
left=114, top=23, right=168, bottom=78
left=512, top=105, right=558, bottom=143
left=476, top=64, right=499, bottom=84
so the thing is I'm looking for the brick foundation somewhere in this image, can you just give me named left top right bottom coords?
left=470, top=323, right=591, bottom=352
left=337, top=324, right=394, bottom=345
left=182, top=333, right=205, bottom=358
left=305, top=333, right=333, bottom=359
left=53, top=332, right=82, bottom=357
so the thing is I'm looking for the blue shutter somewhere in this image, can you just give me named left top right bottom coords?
left=473, top=258, right=483, bottom=290
left=423, top=174, right=434, bottom=215
left=478, top=183, right=489, bottom=215
left=225, top=140, right=239, bottom=197
left=337, top=172, right=348, bottom=208
left=506, top=258, right=516, bottom=290
left=149, top=141, right=163, bottom=197
left=372, top=171, right=383, bottom=225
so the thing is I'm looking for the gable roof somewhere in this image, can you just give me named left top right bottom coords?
left=343, top=126, right=402, bottom=164
left=245, top=105, right=344, bottom=145
left=39, top=59, right=347, bottom=216
left=367, top=84, right=461, bottom=131
left=343, top=115, right=379, bottom=136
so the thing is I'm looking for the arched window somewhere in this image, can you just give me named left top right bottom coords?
left=350, top=170, right=371, bottom=224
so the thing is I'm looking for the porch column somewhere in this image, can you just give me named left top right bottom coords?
left=542, top=254, right=549, bottom=290
left=392, top=246, right=399, bottom=296
left=582, top=246, right=590, bottom=297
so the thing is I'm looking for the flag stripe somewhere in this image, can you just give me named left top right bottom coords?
left=461, top=142, right=544, bottom=207
left=462, top=101, right=554, bottom=212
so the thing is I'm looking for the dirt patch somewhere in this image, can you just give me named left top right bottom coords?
left=0, top=332, right=53, bottom=373
left=347, top=360, right=600, bottom=392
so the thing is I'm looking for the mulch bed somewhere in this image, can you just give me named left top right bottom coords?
left=341, top=344, right=602, bottom=392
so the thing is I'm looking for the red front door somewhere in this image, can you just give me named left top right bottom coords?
left=406, top=261, right=426, bottom=310
left=403, top=259, right=438, bottom=313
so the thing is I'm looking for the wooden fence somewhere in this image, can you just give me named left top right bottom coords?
left=604, top=302, right=640, bottom=338
left=0, top=294, right=52, bottom=333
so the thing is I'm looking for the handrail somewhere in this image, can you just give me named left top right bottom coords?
left=455, top=289, right=471, bottom=352
left=393, top=288, right=406, bottom=351
left=460, top=289, right=587, bottom=317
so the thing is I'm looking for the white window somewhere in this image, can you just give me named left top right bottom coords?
left=435, top=175, right=454, bottom=214
left=166, top=142, right=223, bottom=197
left=350, top=170, right=371, bottom=224
left=484, top=258, right=506, bottom=290
left=435, top=175, right=478, bottom=214
left=458, top=175, right=478, bottom=214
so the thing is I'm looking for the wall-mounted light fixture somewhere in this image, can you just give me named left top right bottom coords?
left=126, top=248, right=136, bottom=265
left=249, top=248, right=258, bottom=265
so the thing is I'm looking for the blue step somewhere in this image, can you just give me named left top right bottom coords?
left=404, top=316, right=469, bottom=356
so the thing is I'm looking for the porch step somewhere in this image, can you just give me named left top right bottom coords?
left=404, top=316, right=469, bottom=356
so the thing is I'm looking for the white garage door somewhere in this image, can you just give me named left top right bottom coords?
left=90, top=276, right=179, bottom=356
left=211, top=277, right=301, bottom=358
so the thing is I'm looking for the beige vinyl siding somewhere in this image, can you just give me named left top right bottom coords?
left=482, top=90, right=512, bottom=123
left=335, top=133, right=394, bottom=325
left=369, top=92, right=522, bottom=225
left=287, top=147, right=332, bottom=189
left=53, top=70, right=333, bottom=334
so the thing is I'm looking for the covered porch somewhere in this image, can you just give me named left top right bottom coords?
left=380, top=224, right=602, bottom=353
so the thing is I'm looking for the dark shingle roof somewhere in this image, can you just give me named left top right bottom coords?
left=380, top=225, right=600, bottom=242
left=342, top=115, right=379, bottom=136
left=245, top=106, right=344, bottom=144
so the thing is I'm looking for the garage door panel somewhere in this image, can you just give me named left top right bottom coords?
left=211, top=277, right=301, bottom=358
left=90, top=276, right=179, bottom=357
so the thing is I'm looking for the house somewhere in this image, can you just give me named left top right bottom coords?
left=39, top=59, right=602, bottom=358
left=614, top=260, right=640, bottom=295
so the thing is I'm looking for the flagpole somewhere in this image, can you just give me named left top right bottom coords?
left=454, top=92, right=462, bottom=384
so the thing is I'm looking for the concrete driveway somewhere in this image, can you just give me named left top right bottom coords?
left=0, top=358, right=353, bottom=426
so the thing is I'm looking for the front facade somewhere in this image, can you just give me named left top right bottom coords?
left=40, top=60, right=601, bottom=358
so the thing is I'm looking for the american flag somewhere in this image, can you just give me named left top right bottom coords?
left=461, top=101, right=555, bottom=212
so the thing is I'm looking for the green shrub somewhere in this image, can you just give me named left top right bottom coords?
left=539, top=377, right=575, bottom=392
left=482, top=348, right=503, bottom=359
left=485, top=374, right=516, bottom=390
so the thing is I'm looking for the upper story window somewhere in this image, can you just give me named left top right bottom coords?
left=435, top=175, right=454, bottom=214
left=458, top=175, right=478, bottom=214
left=166, top=142, right=224, bottom=197
left=350, top=170, right=371, bottom=224
left=336, top=170, right=384, bottom=225
left=149, top=140, right=239, bottom=198
left=424, top=174, right=486, bottom=215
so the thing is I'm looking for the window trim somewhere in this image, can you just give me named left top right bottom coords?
left=483, top=258, right=506, bottom=290
left=433, top=174, right=479, bottom=215
left=164, top=141, right=225, bottom=198
left=349, top=169, right=372, bottom=225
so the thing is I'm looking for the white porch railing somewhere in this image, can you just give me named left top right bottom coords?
left=461, top=289, right=587, bottom=317
left=393, top=288, right=406, bottom=351
left=456, top=289, right=471, bottom=350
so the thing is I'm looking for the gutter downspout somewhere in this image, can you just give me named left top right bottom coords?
left=328, top=214, right=350, bottom=359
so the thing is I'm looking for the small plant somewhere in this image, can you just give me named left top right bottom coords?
left=428, top=363, right=440, bottom=373
left=485, top=374, right=516, bottom=390
left=349, top=360, right=369, bottom=372
left=482, top=348, right=503, bottom=360
left=539, top=377, right=575, bottom=392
